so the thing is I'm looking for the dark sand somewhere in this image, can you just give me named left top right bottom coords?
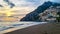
left=5, top=23, right=60, bottom=34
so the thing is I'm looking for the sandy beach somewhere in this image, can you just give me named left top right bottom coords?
left=4, top=22, right=60, bottom=34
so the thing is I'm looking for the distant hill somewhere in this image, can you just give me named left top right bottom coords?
left=20, top=1, right=60, bottom=22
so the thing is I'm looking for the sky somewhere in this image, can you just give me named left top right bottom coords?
left=0, top=0, right=60, bottom=8
left=0, top=0, right=44, bottom=14
left=9, top=0, right=60, bottom=7
left=0, top=0, right=60, bottom=13
left=0, top=0, right=60, bottom=21
left=0, top=0, right=60, bottom=14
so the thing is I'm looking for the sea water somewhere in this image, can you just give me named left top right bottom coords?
left=0, top=22, right=47, bottom=32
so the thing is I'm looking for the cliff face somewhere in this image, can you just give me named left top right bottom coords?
left=20, top=1, right=53, bottom=21
left=20, top=1, right=60, bottom=22
left=38, top=7, right=60, bottom=22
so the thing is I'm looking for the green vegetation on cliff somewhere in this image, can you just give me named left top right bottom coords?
left=56, top=12, right=60, bottom=22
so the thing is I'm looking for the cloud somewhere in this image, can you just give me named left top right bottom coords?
left=9, top=0, right=42, bottom=7
left=10, top=0, right=50, bottom=7
left=0, top=0, right=50, bottom=7
left=1, top=0, right=60, bottom=8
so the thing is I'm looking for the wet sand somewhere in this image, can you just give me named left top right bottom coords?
left=5, top=22, right=60, bottom=34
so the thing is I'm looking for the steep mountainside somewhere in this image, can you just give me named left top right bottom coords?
left=20, top=1, right=60, bottom=22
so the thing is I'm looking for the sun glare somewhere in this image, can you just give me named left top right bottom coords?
left=6, top=11, right=12, bottom=16
left=0, top=6, right=15, bottom=17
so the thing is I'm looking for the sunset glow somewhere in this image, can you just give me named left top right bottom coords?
left=0, top=6, right=15, bottom=16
